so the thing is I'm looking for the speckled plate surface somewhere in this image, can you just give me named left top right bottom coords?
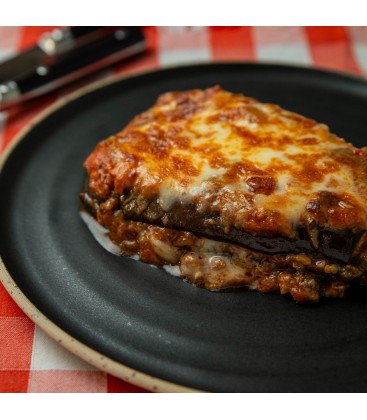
left=2, top=63, right=367, bottom=392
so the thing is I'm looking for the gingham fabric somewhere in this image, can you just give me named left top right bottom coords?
left=1, top=26, right=367, bottom=393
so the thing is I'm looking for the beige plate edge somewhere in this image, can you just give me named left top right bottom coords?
left=0, top=67, right=209, bottom=393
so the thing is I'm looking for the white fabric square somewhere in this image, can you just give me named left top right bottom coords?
left=30, top=326, right=97, bottom=371
left=349, top=27, right=367, bottom=73
left=352, top=44, right=367, bottom=73
left=253, top=27, right=307, bottom=46
left=349, top=27, right=367, bottom=44
left=159, top=49, right=211, bottom=66
left=0, top=49, right=17, bottom=63
left=27, top=370, right=107, bottom=392
left=255, top=43, right=311, bottom=66
left=0, top=26, right=21, bottom=63
left=158, top=26, right=210, bottom=51
left=158, top=26, right=211, bottom=65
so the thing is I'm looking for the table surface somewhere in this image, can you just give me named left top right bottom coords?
left=1, top=26, right=367, bottom=393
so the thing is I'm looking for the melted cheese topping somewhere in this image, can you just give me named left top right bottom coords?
left=84, top=86, right=367, bottom=238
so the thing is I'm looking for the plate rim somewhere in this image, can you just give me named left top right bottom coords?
left=0, top=259, right=199, bottom=392
left=1, top=61, right=367, bottom=393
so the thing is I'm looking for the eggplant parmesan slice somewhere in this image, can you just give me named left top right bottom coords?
left=80, top=86, right=367, bottom=302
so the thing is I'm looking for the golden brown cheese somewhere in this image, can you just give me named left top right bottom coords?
left=85, top=86, right=367, bottom=241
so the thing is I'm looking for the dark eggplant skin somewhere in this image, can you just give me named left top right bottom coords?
left=81, top=188, right=363, bottom=265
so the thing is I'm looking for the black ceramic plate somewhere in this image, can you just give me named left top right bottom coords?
left=1, top=63, right=367, bottom=392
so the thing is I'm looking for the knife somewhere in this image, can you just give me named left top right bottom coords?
left=0, top=27, right=146, bottom=110
left=0, top=27, right=110, bottom=82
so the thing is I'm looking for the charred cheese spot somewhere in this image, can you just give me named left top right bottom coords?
left=246, top=176, right=276, bottom=195
left=84, top=86, right=367, bottom=238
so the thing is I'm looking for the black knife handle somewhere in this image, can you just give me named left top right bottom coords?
left=69, top=27, right=105, bottom=40
left=68, top=27, right=117, bottom=49
left=17, top=27, right=146, bottom=96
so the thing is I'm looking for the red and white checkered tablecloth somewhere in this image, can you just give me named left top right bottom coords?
left=1, top=26, right=367, bottom=393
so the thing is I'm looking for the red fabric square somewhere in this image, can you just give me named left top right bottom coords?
left=308, top=41, right=361, bottom=75
left=107, top=374, right=149, bottom=393
left=304, top=27, right=360, bottom=75
left=305, top=27, right=348, bottom=43
left=0, top=282, right=27, bottom=317
left=210, top=27, right=254, bottom=60
left=0, top=370, right=30, bottom=392
left=0, top=317, right=34, bottom=370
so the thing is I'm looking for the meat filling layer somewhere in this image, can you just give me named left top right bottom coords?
left=80, top=194, right=367, bottom=302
